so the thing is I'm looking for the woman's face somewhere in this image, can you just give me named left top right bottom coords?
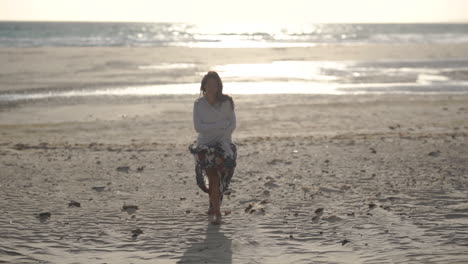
left=204, top=78, right=219, bottom=97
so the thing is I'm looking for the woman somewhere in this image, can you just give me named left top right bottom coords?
left=189, top=71, right=237, bottom=225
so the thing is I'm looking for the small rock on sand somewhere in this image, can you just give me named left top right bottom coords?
left=68, top=201, right=81, bottom=208
left=37, top=212, right=51, bottom=222
left=428, top=151, right=441, bottom=157
left=117, top=166, right=130, bottom=173
left=315, top=208, right=324, bottom=215
left=122, top=205, right=139, bottom=214
left=341, top=239, right=350, bottom=246
left=92, top=186, right=106, bottom=192
left=131, top=228, right=143, bottom=237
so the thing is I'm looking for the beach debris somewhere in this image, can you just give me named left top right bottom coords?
left=180, top=197, right=187, bottom=201
left=323, top=215, right=342, bottom=222
left=312, top=208, right=324, bottom=222
left=244, top=202, right=266, bottom=215
left=324, top=159, right=330, bottom=164
left=68, top=201, right=81, bottom=208
left=117, top=166, right=130, bottom=173
left=137, top=166, right=145, bottom=172
left=341, top=239, right=350, bottom=246
left=185, top=210, right=191, bottom=214
left=224, top=210, right=231, bottom=216
left=131, top=228, right=143, bottom=238
left=37, top=212, right=51, bottom=222
left=267, top=159, right=283, bottom=165
left=369, top=203, right=377, bottom=209
left=122, top=205, right=139, bottom=214
left=264, top=180, right=280, bottom=188
left=340, top=185, right=351, bottom=191
left=289, top=234, right=294, bottom=239
left=245, top=204, right=253, bottom=213
left=370, top=147, right=377, bottom=154
left=92, top=186, right=106, bottom=192
left=428, top=151, right=441, bottom=157
left=315, top=208, right=324, bottom=215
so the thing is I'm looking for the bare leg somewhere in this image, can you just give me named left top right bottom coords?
left=206, top=168, right=222, bottom=224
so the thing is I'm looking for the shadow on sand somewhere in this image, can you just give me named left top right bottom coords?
left=177, top=222, right=232, bottom=264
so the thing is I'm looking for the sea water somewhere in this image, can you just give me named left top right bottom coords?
left=1, top=22, right=468, bottom=101
left=1, top=22, right=468, bottom=47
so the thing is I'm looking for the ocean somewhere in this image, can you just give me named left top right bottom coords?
left=1, top=22, right=468, bottom=101
left=2, top=22, right=468, bottom=48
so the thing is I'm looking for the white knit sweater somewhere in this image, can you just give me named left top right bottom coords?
left=193, top=96, right=236, bottom=157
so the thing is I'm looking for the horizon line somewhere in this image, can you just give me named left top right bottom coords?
left=1, top=19, right=468, bottom=24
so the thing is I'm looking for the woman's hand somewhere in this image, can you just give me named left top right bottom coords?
left=218, top=120, right=230, bottom=129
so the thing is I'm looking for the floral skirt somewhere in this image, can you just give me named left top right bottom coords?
left=188, top=142, right=237, bottom=194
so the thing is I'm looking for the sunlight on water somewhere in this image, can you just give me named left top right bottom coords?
left=0, top=82, right=343, bottom=102
left=138, top=63, right=196, bottom=70
left=3, top=81, right=468, bottom=102
left=182, top=41, right=318, bottom=48
left=213, top=61, right=343, bottom=81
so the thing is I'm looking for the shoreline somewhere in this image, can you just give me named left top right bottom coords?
left=2, top=44, right=468, bottom=93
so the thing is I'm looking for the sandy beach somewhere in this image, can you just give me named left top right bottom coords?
left=1, top=44, right=468, bottom=263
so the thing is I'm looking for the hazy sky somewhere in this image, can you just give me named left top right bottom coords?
left=1, top=0, right=468, bottom=23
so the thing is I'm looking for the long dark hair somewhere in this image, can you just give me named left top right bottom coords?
left=200, top=71, right=234, bottom=110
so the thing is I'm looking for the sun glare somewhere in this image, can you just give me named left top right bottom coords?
left=1, top=0, right=467, bottom=23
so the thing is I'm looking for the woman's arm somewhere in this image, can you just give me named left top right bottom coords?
left=225, top=105, right=236, bottom=133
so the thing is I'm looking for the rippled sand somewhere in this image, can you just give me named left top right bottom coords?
left=1, top=94, right=467, bottom=263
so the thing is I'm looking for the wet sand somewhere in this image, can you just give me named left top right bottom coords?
left=2, top=44, right=468, bottom=93
left=1, top=93, right=468, bottom=263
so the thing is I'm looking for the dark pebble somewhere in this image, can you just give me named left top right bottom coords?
left=117, top=166, right=130, bottom=173
left=68, top=201, right=81, bottom=208
left=131, top=228, right=143, bottom=237
left=122, top=205, right=139, bottom=214
left=92, top=186, right=106, bottom=192
left=37, top=212, right=51, bottom=222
